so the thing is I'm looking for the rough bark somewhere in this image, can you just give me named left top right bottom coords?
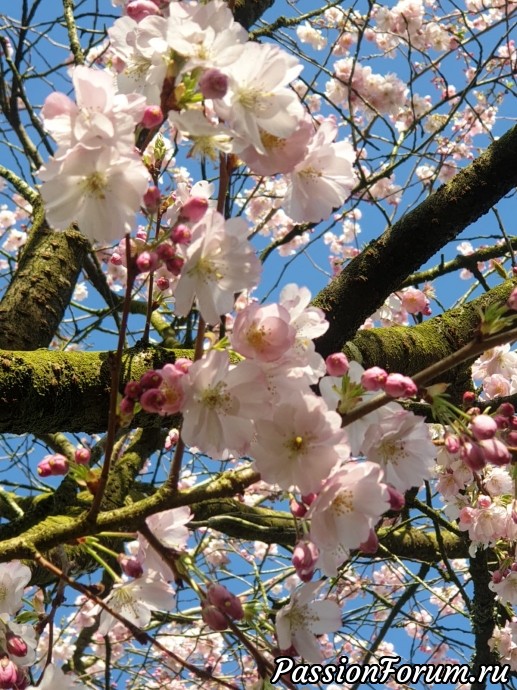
left=0, top=204, right=89, bottom=350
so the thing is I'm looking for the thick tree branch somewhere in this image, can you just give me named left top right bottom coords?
left=313, top=124, right=517, bottom=357
left=0, top=204, right=90, bottom=350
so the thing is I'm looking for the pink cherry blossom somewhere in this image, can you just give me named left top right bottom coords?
left=174, top=209, right=261, bottom=325
left=213, top=42, right=304, bottom=154
left=283, top=120, right=357, bottom=223
left=360, top=407, right=436, bottom=491
left=39, top=145, right=149, bottom=243
left=275, top=582, right=341, bottom=663
left=96, top=573, right=175, bottom=635
left=181, top=350, right=271, bottom=458
left=251, top=393, right=349, bottom=494
left=231, top=302, right=296, bottom=362
left=308, top=461, right=390, bottom=574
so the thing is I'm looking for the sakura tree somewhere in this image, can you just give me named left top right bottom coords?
left=1, top=0, right=517, bottom=689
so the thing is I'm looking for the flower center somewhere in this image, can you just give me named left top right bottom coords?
left=201, top=381, right=233, bottom=414
left=332, top=489, right=354, bottom=515
left=82, top=171, right=108, bottom=199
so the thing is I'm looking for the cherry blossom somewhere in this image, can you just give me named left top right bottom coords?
left=95, top=573, right=175, bottom=635
left=251, top=393, right=349, bottom=494
left=283, top=120, right=357, bottom=223
left=181, top=350, right=271, bottom=458
left=275, top=582, right=342, bottom=663
left=174, top=209, right=261, bottom=325
left=360, top=407, right=436, bottom=491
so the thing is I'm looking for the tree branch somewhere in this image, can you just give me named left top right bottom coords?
left=313, top=124, right=517, bottom=356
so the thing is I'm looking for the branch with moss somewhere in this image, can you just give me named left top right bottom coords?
left=313, top=124, right=517, bottom=356
left=0, top=206, right=90, bottom=350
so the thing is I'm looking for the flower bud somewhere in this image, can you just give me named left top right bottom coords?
left=140, top=388, right=166, bottom=414
left=38, top=453, right=69, bottom=477
left=207, top=584, right=244, bottom=620
left=386, top=485, right=405, bottom=511
left=119, top=396, right=135, bottom=415
left=75, top=447, right=91, bottom=465
left=498, top=402, right=515, bottom=418
left=198, top=68, right=229, bottom=99
left=462, top=391, right=476, bottom=407
left=180, top=197, right=209, bottom=223
left=6, top=632, right=28, bottom=658
left=165, top=256, right=185, bottom=276
left=118, top=555, right=144, bottom=579
left=292, top=541, right=319, bottom=582
left=361, top=366, right=388, bottom=392
left=470, top=414, right=498, bottom=441
left=460, top=441, right=486, bottom=472
left=202, top=604, right=229, bottom=631
left=0, top=657, right=20, bottom=688
left=136, top=251, right=159, bottom=274
left=143, top=185, right=161, bottom=213
left=507, top=287, right=517, bottom=311
left=290, top=499, right=307, bottom=518
left=170, top=224, right=191, bottom=245
left=384, top=373, right=417, bottom=398
left=124, top=380, right=143, bottom=400
left=325, top=352, right=349, bottom=377
left=139, top=370, right=163, bottom=390
left=141, top=105, right=163, bottom=129
left=444, top=434, right=460, bottom=454
left=479, top=438, right=511, bottom=466
left=156, top=276, right=170, bottom=291
left=126, top=0, right=161, bottom=22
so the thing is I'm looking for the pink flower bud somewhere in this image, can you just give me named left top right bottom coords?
left=124, top=380, right=143, bottom=400
left=170, top=224, right=191, bottom=245
left=126, top=0, right=161, bottom=22
left=290, top=499, right=307, bottom=518
left=207, top=584, right=244, bottom=620
left=202, top=604, right=229, bottom=631
left=6, top=633, right=28, bottom=658
left=156, top=242, right=176, bottom=261
left=325, top=352, right=349, bottom=376
left=139, top=371, right=163, bottom=390
left=75, top=447, right=91, bottom=465
left=120, top=396, right=135, bottom=415
left=444, top=434, right=460, bottom=454
left=164, top=428, right=180, bottom=450
left=156, top=276, right=170, bottom=291
left=460, top=441, right=486, bottom=472
left=38, top=454, right=69, bottom=477
left=136, top=251, right=159, bottom=273
left=462, top=391, right=476, bottom=407
left=141, top=105, right=163, bottom=129
left=361, top=366, right=388, bottom=392
left=498, top=402, right=515, bottom=418
left=384, top=373, right=417, bottom=398
left=118, top=555, right=144, bottom=579
left=198, top=68, right=229, bottom=99
left=491, top=569, right=503, bottom=584
left=180, top=197, right=209, bottom=223
left=110, top=252, right=123, bottom=266
left=359, top=529, right=379, bottom=554
left=507, top=431, right=517, bottom=446
left=0, top=657, right=20, bottom=688
left=140, top=388, right=166, bottom=414
left=470, top=414, right=498, bottom=441
left=143, top=186, right=161, bottom=213
left=386, top=485, right=405, bottom=511
left=494, top=414, right=510, bottom=429
left=479, top=438, right=511, bottom=466
left=165, top=256, right=185, bottom=276
left=301, top=493, right=317, bottom=507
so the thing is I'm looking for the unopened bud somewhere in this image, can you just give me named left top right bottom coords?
left=198, top=68, right=229, bottom=100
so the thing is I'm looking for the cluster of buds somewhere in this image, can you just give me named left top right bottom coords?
left=448, top=402, right=516, bottom=471
left=360, top=367, right=418, bottom=398
left=290, top=492, right=316, bottom=519
left=201, top=583, right=244, bottom=632
left=37, top=446, right=90, bottom=478
left=121, top=359, right=192, bottom=419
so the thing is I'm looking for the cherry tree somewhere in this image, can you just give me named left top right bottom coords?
left=1, top=1, right=517, bottom=689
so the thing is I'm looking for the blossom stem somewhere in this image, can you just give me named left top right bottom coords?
left=88, top=235, right=136, bottom=521
left=33, top=550, right=240, bottom=690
